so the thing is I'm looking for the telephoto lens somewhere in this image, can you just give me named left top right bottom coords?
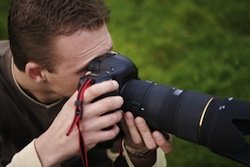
left=120, top=79, right=250, bottom=165
left=86, top=53, right=250, bottom=165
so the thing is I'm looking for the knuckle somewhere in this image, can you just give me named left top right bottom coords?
left=116, top=96, right=124, bottom=106
left=104, top=96, right=123, bottom=110
left=109, top=129, right=118, bottom=138
left=148, top=143, right=157, bottom=150
left=133, top=139, right=142, bottom=145
left=109, top=80, right=119, bottom=90
left=85, top=87, right=99, bottom=99
left=112, top=112, right=122, bottom=121
left=136, top=118, right=149, bottom=133
left=104, top=98, right=113, bottom=110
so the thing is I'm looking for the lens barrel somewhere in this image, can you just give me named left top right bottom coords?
left=120, top=79, right=250, bottom=165
left=120, top=79, right=213, bottom=142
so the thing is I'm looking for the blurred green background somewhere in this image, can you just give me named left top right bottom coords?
left=1, top=0, right=249, bottom=166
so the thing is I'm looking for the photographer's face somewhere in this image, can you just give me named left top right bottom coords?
left=44, top=25, right=112, bottom=98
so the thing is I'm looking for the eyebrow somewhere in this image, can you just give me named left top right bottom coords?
left=75, top=45, right=113, bottom=74
left=77, top=33, right=113, bottom=58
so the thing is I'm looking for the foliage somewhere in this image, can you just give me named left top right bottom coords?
left=0, top=0, right=249, bottom=166
left=107, top=0, right=249, bottom=166
left=0, top=1, right=9, bottom=39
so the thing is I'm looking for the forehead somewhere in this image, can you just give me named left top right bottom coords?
left=52, top=25, right=112, bottom=70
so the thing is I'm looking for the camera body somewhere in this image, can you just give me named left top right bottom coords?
left=83, top=52, right=139, bottom=148
left=86, top=52, right=139, bottom=87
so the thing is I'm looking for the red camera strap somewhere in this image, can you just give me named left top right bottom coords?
left=66, top=78, right=94, bottom=167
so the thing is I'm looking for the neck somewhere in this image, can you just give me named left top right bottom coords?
left=13, top=64, right=62, bottom=104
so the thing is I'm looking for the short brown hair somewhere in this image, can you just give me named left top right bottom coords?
left=8, top=0, right=110, bottom=72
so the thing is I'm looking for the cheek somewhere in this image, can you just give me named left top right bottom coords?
left=54, top=75, right=81, bottom=97
left=64, top=77, right=81, bottom=94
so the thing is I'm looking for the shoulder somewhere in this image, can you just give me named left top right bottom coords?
left=0, top=90, right=13, bottom=111
left=0, top=40, right=12, bottom=75
left=0, top=87, right=16, bottom=129
left=0, top=40, right=10, bottom=56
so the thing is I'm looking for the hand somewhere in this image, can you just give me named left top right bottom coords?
left=35, top=80, right=124, bottom=167
left=121, top=111, right=172, bottom=166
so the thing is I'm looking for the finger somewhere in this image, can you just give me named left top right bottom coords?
left=84, top=125, right=120, bottom=146
left=84, top=80, right=119, bottom=103
left=135, top=117, right=157, bottom=149
left=62, top=91, right=79, bottom=111
left=81, top=110, right=122, bottom=131
left=152, top=131, right=173, bottom=154
left=83, top=96, right=123, bottom=118
left=124, top=112, right=142, bottom=144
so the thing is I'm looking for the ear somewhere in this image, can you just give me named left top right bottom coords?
left=25, top=62, right=46, bottom=83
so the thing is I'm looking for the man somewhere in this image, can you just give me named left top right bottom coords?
left=0, top=0, right=172, bottom=166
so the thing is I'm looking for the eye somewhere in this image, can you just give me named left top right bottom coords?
left=76, top=66, right=88, bottom=74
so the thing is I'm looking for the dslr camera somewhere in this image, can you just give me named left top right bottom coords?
left=81, top=52, right=250, bottom=165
